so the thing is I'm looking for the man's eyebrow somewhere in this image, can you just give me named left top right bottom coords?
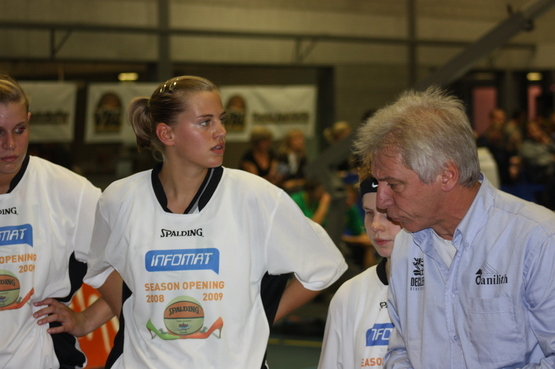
left=377, top=176, right=399, bottom=182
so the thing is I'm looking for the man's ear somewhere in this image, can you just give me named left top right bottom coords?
left=440, top=161, right=459, bottom=192
left=156, top=123, right=174, bottom=146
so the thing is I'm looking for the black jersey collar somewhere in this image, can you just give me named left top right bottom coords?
left=7, top=155, right=30, bottom=193
left=151, top=163, right=223, bottom=214
left=376, top=257, right=389, bottom=286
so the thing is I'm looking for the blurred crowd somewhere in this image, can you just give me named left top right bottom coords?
left=238, top=109, right=555, bottom=276
left=476, top=108, right=555, bottom=210
left=238, top=121, right=375, bottom=274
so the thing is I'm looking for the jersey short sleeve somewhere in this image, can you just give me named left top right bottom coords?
left=265, top=191, right=347, bottom=291
left=72, top=180, right=102, bottom=263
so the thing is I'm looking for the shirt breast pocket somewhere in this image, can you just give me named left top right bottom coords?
left=464, top=296, right=523, bottom=367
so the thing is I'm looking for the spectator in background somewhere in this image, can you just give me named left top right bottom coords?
left=239, top=125, right=280, bottom=185
left=324, top=121, right=352, bottom=145
left=277, top=129, right=308, bottom=193
left=520, top=120, right=555, bottom=182
left=290, top=179, right=332, bottom=226
left=519, top=120, right=555, bottom=209
left=290, top=179, right=373, bottom=269
left=505, top=110, right=526, bottom=154
left=478, top=108, right=519, bottom=186
left=324, top=121, right=357, bottom=175
left=544, top=111, right=555, bottom=142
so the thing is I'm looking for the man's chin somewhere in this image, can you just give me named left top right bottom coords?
left=400, top=221, right=422, bottom=233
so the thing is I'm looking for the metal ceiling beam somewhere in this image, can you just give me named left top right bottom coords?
left=157, top=0, right=171, bottom=81
left=49, top=28, right=73, bottom=58
left=407, top=0, right=417, bottom=86
left=414, top=0, right=555, bottom=90
left=0, top=20, right=535, bottom=51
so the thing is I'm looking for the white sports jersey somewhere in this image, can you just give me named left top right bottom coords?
left=319, top=258, right=392, bottom=369
left=0, top=156, right=101, bottom=369
left=85, top=166, right=347, bottom=369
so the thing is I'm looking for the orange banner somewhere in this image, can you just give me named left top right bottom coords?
left=70, top=284, right=118, bottom=369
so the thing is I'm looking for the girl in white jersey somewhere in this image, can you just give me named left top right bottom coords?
left=318, top=174, right=402, bottom=369
left=83, top=75, right=347, bottom=369
left=0, top=76, right=105, bottom=368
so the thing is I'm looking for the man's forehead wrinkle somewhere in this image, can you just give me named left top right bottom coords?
left=372, top=148, right=402, bottom=171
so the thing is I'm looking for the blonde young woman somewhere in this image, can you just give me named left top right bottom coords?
left=0, top=75, right=103, bottom=368
left=84, top=76, right=347, bottom=369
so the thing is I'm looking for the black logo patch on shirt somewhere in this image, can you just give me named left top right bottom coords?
left=475, top=262, right=508, bottom=285
left=410, top=258, right=425, bottom=290
left=160, top=228, right=204, bottom=238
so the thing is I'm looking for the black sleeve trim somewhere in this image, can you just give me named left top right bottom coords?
left=50, top=329, right=87, bottom=369
left=259, top=272, right=290, bottom=369
left=57, top=252, right=87, bottom=303
left=105, top=281, right=131, bottom=369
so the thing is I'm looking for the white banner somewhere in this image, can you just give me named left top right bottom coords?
left=85, top=83, right=158, bottom=144
left=85, top=83, right=316, bottom=144
left=19, top=82, right=77, bottom=143
left=219, top=85, right=317, bottom=142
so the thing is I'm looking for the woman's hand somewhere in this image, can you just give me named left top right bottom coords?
left=34, top=298, right=87, bottom=336
left=33, top=296, right=115, bottom=337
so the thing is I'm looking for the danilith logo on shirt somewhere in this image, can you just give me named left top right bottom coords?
left=410, top=258, right=424, bottom=291
left=475, top=262, right=508, bottom=285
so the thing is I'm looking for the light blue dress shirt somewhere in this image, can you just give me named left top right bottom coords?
left=385, top=174, right=555, bottom=369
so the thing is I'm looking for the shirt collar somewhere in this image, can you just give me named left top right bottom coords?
left=412, top=173, right=491, bottom=251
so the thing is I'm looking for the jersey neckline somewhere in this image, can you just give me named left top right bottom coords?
left=7, top=155, right=30, bottom=193
left=150, top=163, right=223, bottom=214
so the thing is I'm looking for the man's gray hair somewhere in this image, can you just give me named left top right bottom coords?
left=353, top=86, right=480, bottom=187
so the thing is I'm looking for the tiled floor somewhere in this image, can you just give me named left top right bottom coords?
left=267, top=339, right=321, bottom=369
left=266, top=298, right=332, bottom=369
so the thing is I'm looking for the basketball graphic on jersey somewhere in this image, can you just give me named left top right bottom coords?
left=0, top=270, right=20, bottom=308
left=163, top=296, right=205, bottom=336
